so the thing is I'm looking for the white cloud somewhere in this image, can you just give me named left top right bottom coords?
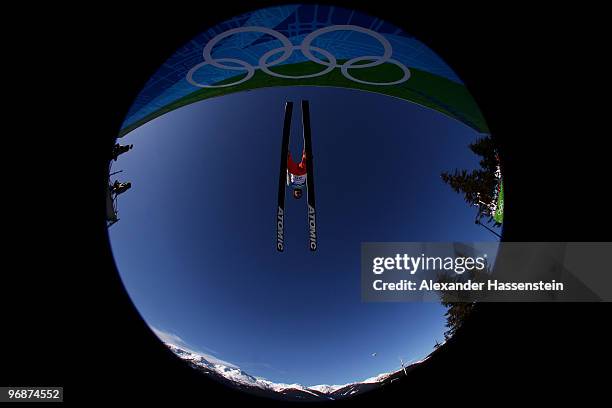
left=149, top=325, right=238, bottom=368
left=150, top=326, right=187, bottom=347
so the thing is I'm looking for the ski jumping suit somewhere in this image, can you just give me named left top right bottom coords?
left=287, top=151, right=307, bottom=189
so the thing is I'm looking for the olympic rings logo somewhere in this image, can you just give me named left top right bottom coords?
left=186, top=25, right=411, bottom=88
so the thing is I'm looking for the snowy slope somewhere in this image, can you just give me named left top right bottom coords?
left=165, top=342, right=424, bottom=401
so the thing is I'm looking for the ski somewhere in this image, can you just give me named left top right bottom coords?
left=276, top=101, right=293, bottom=252
left=301, top=100, right=317, bottom=251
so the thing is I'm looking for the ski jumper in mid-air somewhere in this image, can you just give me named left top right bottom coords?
left=276, top=100, right=317, bottom=252
left=287, top=150, right=307, bottom=199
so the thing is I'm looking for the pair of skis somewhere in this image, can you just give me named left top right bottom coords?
left=276, top=100, right=317, bottom=252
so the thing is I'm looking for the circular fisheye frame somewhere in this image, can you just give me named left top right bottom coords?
left=106, top=4, right=502, bottom=401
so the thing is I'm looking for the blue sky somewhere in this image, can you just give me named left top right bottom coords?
left=109, top=86, right=496, bottom=386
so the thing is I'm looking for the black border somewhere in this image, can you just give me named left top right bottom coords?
left=4, top=1, right=607, bottom=405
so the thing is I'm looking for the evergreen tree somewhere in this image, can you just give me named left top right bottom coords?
left=437, top=136, right=503, bottom=340
left=437, top=263, right=489, bottom=340
left=441, top=135, right=501, bottom=226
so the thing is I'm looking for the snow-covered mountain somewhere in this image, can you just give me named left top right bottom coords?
left=165, top=343, right=427, bottom=401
